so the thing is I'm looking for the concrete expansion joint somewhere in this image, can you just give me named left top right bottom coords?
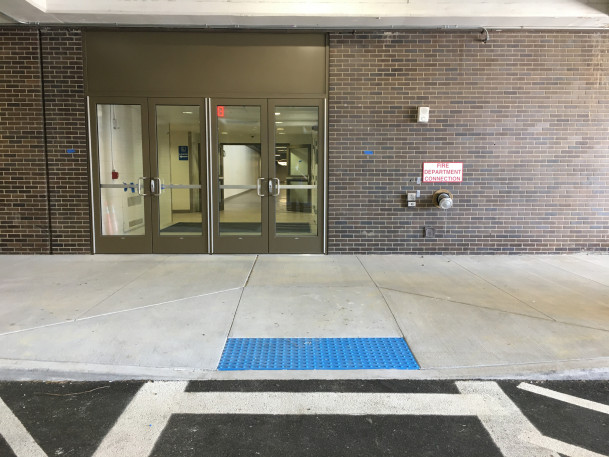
left=75, top=287, right=245, bottom=322
left=0, top=287, right=245, bottom=338
left=0, top=357, right=210, bottom=374
left=75, top=258, right=162, bottom=319
left=355, top=255, right=407, bottom=341
left=537, top=256, right=609, bottom=290
left=447, top=257, right=555, bottom=321
left=243, top=255, right=259, bottom=288
left=377, top=286, right=557, bottom=321
left=223, top=255, right=258, bottom=348
left=430, top=355, right=609, bottom=372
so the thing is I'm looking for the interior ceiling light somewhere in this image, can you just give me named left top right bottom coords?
left=182, top=111, right=193, bottom=114
left=275, top=112, right=281, bottom=115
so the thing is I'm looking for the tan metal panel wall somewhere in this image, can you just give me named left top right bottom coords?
left=85, top=31, right=327, bottom=97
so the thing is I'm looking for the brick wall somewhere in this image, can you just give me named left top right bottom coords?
left=0, top=27, right=89, bottom=254
left=3, top=28, right=609, bottom=255
left=40, top=29, right=90, bottom=253
left=0, top=28, right=48, bottom=254
left=328, top=31, right=609, bottom=253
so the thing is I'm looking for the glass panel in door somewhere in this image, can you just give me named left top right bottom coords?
left=212, top=101, right=268, bottom=253
left=92, top=101, right=152, bottom=254
left=155, top=105, right=203, bottom=236
left=218, top=106, right=262, bottom=236
left=273, top=106, right=319, bottom=237
left=269, top=101, right=323, bottom=254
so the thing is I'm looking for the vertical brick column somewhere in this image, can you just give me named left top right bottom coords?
left=40, top=28, right=90, bottom=253
left=0, top=28, right=49, bottom=254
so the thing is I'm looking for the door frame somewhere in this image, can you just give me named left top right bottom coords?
left=90, top=96, right=152, bottom=254
left=210, top=99, right=270, bottom=254
left=268, top=98, right=325, bottom=254
left=148, top=98, right=208, bottom=254
left=90, top=96, right=209, bottom=254
left=90, top=96, right=327, bottom=254
left=209, top=98, right=325, bottom=254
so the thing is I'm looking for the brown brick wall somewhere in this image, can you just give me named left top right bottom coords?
left=0, top=27, right=89, bottom=254
left=40, top=29, right=90, bottom=253
left=3, top=28, right=609, bottom=255
left=328, top=31, right=609, bottom=253
left=0, top=28, right=49, bottom=254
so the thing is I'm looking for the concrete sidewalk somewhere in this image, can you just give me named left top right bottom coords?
left=0, top=254, right=608, bottom=381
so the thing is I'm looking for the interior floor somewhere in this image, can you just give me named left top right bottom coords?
left=160, top=190, right=317, bottom=236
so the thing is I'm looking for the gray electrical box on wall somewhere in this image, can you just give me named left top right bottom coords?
left=417, top=107, right=430, bottom=123
left=407, top=192, right=417, bottom=207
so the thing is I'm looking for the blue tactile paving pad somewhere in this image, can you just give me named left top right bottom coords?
left=217, top=338, right=419, bottom=371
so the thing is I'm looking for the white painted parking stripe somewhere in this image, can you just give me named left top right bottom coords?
left=175, top=391, right=496, bottom=416
left=457, top=381, right=560, bottom=457
left=92, top=381, right=188, bottom=457
left=0, top=397, right=48, bottom=457
left=518, top=382, right=609, bottom=415
left=527, top=434, right=609, bottom=457
left=93, top=381, right=608, bottom=457
left=92, top=381, right=495, bottom=457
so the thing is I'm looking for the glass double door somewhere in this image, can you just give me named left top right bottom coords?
left=91, top=98, right=207, bottom=253
left=211, top=99, right=324, bottom=254
left=91, top=97, right=324, bottom=254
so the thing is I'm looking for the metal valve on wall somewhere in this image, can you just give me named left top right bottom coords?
left=433, top=189, right=453, bottom=210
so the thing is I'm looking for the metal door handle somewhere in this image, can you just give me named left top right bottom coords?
left=271, top=178, right=281, bottom=196
left=150, top=177, right=163, bottom=196
left=257, top=178, right=265, bottom=197
left=137, top=177, right=148, bottom=196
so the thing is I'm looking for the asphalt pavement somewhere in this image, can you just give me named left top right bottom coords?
left=0, top=380, right=607, bottom=456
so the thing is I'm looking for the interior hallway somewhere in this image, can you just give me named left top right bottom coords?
left=0, top=254, right=608, bottom=380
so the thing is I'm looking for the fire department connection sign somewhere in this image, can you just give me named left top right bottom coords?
left=422, top=162, right=463, bottom=183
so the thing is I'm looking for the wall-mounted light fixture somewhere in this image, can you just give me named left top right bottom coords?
left=479, top=27, right=490, bottom=43
left=433, top=189, right=453, bottom=210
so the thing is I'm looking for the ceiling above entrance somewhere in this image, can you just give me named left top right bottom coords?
left=1, top=0, right=608, bottom=29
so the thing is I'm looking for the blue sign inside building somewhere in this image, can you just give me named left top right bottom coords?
left=178, top=146, right=188, bottom=160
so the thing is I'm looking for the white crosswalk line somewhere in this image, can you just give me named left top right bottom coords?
left=457, top=381, right=560, bottom=457
left=0, top=397, right=48, bottom=457
left=527, top=434, right=609, bottom=457
left=92, top=381, right=188, bottom=457
left=174, top=391, right=496, bottom=416
left=93, top=381, right=608, bottom=457
left=518, top=383, right=609, bottom=415
left=92, top=381, right=496, bottom=457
